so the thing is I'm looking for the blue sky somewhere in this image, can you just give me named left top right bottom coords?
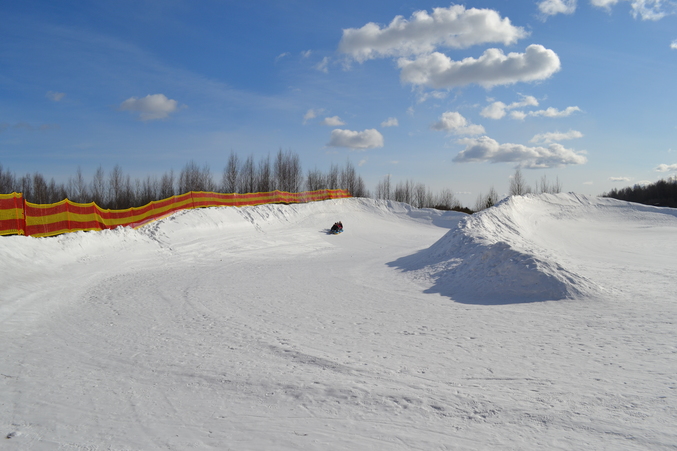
left=1, top=0, right=676, bottom=206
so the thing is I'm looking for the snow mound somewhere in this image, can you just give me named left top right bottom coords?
left=391, top=193, right=677, bottom=303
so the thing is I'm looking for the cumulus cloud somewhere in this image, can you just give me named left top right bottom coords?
left=481, top=95, right=539, bottom=119
left=327, top=128, right=384, bottom=149
left=530, top=129, right=584, bottom=143
left=381, top=117, right=399, bottom=127
left=431, top=111, right=485, bottom=135
left=398, top=45, right=561, bottom=89
left=591, top=0, right=673, bottom=20
left=538, top=0, right=578, bottom=16
left=119, top=94, right=181, bottom=121
left=321, top=116, right=346, bottom=126
left=46, top=91, right=66, bottom=102
left=453, top=135, right=587, bottom=168
left=339, top=5, right=528, bottom=62
left=671, top=40, right=677, bottom=49
left=656, top=163, right=677, bottom=172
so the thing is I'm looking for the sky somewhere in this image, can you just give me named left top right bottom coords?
left=1, top=0, right=676, bottom=206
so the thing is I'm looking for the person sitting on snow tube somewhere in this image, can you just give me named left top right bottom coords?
left=330, top=222, right=342, bottom=233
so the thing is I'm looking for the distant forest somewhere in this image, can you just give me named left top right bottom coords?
left=0, top=149, right=466, bottom=212
left=602, top=177, right=677, bottom=208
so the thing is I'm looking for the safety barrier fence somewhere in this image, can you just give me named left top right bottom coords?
left=0, top=189, right=351, bottom=238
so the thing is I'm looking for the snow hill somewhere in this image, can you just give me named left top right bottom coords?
left=1, top=194, right=676, bottom=450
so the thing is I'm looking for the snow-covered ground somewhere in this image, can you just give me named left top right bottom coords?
left=1, top=194, right=676, bottom=450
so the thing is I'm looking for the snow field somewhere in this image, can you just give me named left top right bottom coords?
left=1, top=195, right=676, bottom=450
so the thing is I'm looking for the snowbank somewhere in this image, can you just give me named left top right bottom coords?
left=391, top=193, right=677, bottom=303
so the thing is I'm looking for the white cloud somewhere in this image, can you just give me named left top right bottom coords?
left=431, top=111, right=485, bottom=135
left=671, top=40, right=677, bottom=49
left=301, top=50, right=312, bottom=58
left=275, top=52, right=290, bottom=62
left=609, top=176, right=632, bottom=181
left=416, top=90, right=448, bottom=103
left=381, top=117, right=399, bottom=127
left=530, top=129, right=584, bottom=143
left=118, top=94, right=181, bottom=121
left=454, top=135, right=587, bottom=168
left=656, top=163, right=677, bottom=172
left=316, top=57, right=329, bottom=73
left=591, top=0, right=673, bottom=20
left=46, top=91, right=66, bottom=102
left=303, top=108, right=323, bottom=124
left=510, top=106, right=581, bottom=120
left=510, top=111, right=528, bottom=120
left=339, top=5, right=528, bottom=62
left=327, top=128, right=384, bottom=149
left=321, top=116, right=346, bottom=126
left=538, top=0, right=578, bottom=16
left=481, top=95, right=539, bottom=119
left=398, top=45, right=561, bottom=89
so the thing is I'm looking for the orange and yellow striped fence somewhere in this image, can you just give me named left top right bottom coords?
left=0, top=189, right=351, bottom=238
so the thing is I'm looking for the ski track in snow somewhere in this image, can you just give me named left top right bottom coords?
left=1, top=195, right=676, bottom=450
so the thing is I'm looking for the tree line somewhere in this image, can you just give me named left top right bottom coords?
left=602, top=176, right=677, bottom=208
left=0, top=150, right=368, bottom=209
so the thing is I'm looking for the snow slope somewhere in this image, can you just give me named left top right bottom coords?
left=1, top=195, right=676, bottom=450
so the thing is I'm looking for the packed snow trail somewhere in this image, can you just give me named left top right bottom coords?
left=1, top=195, right=676, bottom=450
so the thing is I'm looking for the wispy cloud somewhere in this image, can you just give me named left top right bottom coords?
left=511, top=106, right=581, bottom=120
left=303, top=108, right=323, bottom=124
left=481, top=95, right=539, bottom=119
left=0, top=122, right=60, bottom=133
left=316, top=57, right=329, bottom=73
left=381, top=117, right=399, bottom=127
left=671, top=40, right=677, bottom=49
left=609, top=176, right=631, bottom=181
left=591, top=0, right=674, bottom=20
left=46, top=91, right=66, bottom=101
left=530, top=129, right=583, bottom=143
left=327, top=129, right=384, bottom=149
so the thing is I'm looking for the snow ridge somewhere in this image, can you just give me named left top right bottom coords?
left=392, top=193, right=619, bottom=303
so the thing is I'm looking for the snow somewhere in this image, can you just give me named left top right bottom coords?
left=1, top=194, right=676, bottom=450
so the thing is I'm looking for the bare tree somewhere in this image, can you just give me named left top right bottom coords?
left=222, top=151, right=239, bottom=193
left=474, top=186, right=499, bottom=212
left=179, top=161, right=215, bottom=193
left=67, top=167, right=89, bottom=203
left=509, top=168, right=531, bottom=196
left=327, top=163, right=340, bottom=189
left=306, top=168, right=327, bottom=191
left=537, top=175, right=562, bottom=194
left=238, top=155, right=256, bottom=194
left=375, top=174, right=392, bottom=200
left=90, top=166, right=106, bottom=207
left=0, top=165, right=17, bottom=194
left=159, top=170, right=175, bottom=199
left=256, top=154, right=273, bottom=193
